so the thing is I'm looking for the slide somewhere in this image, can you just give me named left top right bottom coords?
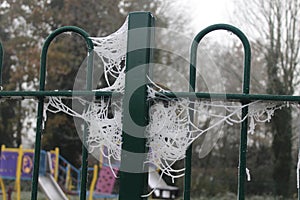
left=148, top=168, right=179, bottom=199
left=38, top=152, right=68, bottom=200
left=38, top=174, right=68, bottom=200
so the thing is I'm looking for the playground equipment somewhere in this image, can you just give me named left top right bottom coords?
left=0, top=145, right=121, bottom=200
left=0, top=176, right=7, bottom=200
left=38, top=152, right=68, bottom=200
left=57, top=150, right=120, bottom=199
left=0, top=145, right=66, bottom=200
left=1, top=11, right=300, bottom=200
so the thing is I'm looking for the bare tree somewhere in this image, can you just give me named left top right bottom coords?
left=232, top=0, right=300, bottom=196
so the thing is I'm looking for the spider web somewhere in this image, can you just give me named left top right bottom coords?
left=43, top=16, right=295, bottom=182
left=146, top=84, right=289, bottom=179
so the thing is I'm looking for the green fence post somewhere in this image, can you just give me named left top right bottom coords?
left=298, top=139, right=300, bottom=200
left=189, top=24, right=251, bottom=200
left=0, top=42, right=3, bottom=87
left=30, top=26, right=93, bottom=200
left=80, top=40, right=94, bottom=200
left=238, top=27, right=251, bottom=200
left=119, top=12, right=155, bottom=200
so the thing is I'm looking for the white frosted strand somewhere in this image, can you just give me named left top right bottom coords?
left=248, top=117, right=256, bottom=135
left=200, top=101, right=241, bottom=109
left=94, top=67, right=125, bottom=93
left=226, top=116, right=244, bottom=124
left=161, top=165, right=185, bottom=179
left=104, top=60, right=113, bottom=88
left=246, top=168, right=251, bottom=181
left=141, top=171, right=166, bottom=198
left=141, top=189, right=156, bottom=198
left=147, top=97, right=297, bottom=182
left=252, top=110, right=269, bottom=122
left=99, top=147, right=119, bottom=178
left=147, top=85, right=159, bottom=100
left=141, top=164, right=184, bottom=198
left=45, top=98, right=62, bottom=114
left=183, top=100, right=246, bottom=123
left=45, top=96, right=123, bottom=172
left=108, top=154, right=119, bottom=178
left=148, top=137, right=186, bottom=162
left=90, top=18, right=127, bottom=93
left=42, top=101, right=50, bottom=130
left=146, top=92, right=282, bottom=181
left=297, top=151, right=300, bottom=188
left=91, top=18, right=128, bottom=59
left=224, top=119, right=234, bottom=126
left=46, top=97, right=83, bottom=119
left=146, top=77, right=175, bottom=102
left=191, top=102, right=247, bottom=136
left=147, top=99, right=190, bottom=174
left=149, top=155, right=185, bottom=178
left=247, top=101, right=287, bottom=134
left=191, top=109, right=233, bottom=119
left=41, top=18, right=129, bottom=179
left=160, top=158, right=186, bottom=174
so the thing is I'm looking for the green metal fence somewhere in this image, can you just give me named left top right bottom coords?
left=0, top=11, right=300, bottom=200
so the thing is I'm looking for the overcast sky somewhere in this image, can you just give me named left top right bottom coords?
left=188, top=0, right=234, bottom=32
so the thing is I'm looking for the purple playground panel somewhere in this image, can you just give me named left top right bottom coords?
left=21, top=151, right=35, bottom=180
left=0, top=151, right=18, bottom=179
left=0, top=150, right=56, bottom=180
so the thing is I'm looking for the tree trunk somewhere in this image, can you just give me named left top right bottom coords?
left=271, top=108, right=292, bottom=196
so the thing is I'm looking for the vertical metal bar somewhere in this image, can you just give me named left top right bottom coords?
left=238, top=108, right=249, bottom=200
left=298, top=137, right=300, bottom=200
left=119, top=12, right=155, bottom=200
left=0, top=42, right=3, bottom=87
left=80, top=38, right=94, bottom=200
left=184, top=36, right=197, bottom=200
left=189, top=24, right=251, bottom=200
left=31, top=26, right=93, bottom=200
left=238, top=28, right=251, bottom=200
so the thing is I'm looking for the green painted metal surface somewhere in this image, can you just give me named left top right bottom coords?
left=188, top=24, right=251, bottom=200
left=0, top=42, right=3, bottom=87
left=0, top=90, right=117, bottom=98
left=30, top=26, right=94, bottom=200
left=118, top=12, right=155, bottom=200
left=155, top=92, right=300, bottom=102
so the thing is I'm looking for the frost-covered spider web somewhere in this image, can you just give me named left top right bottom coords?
left=43, top=17, right=296, bottom=182
left=146, top=84, right=292, bottom=180
left=45, top=17, right=128, bottom=171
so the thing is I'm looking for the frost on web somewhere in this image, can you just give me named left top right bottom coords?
left=45, top=96, right=123, bottom=171
left=44, top=17, right=128, bottom=170
left=146, top=85, right=294, bottom=180
left=247, top=101, right=286, bottom=134
left=43, top=15, right=296, bottom=183
left=89, top=17, right=128, bottom=93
